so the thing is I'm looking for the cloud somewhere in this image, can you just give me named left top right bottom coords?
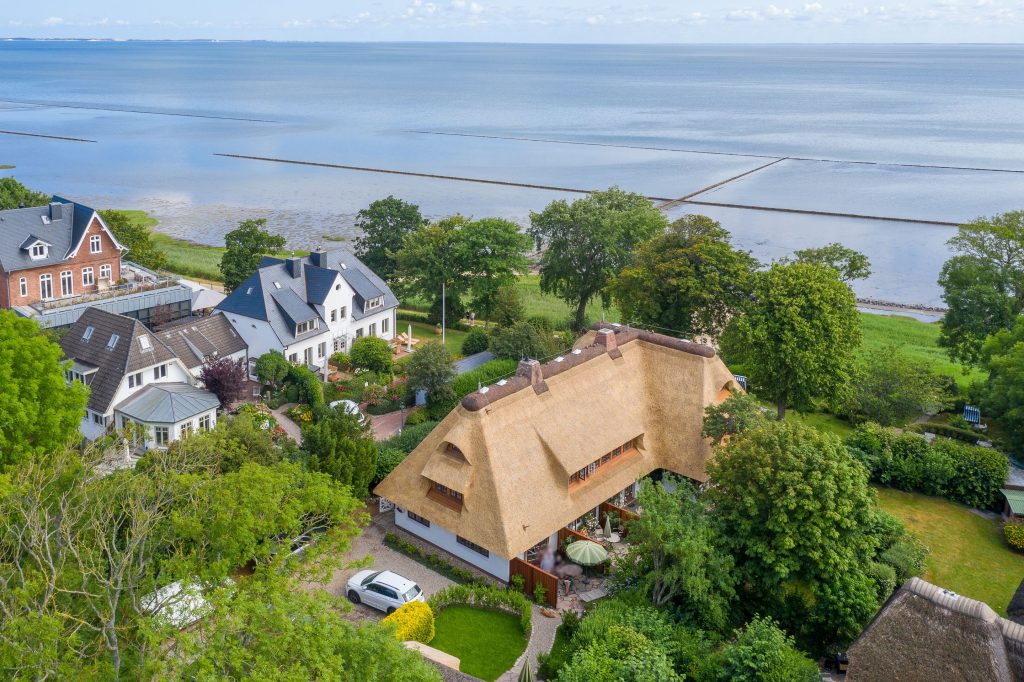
left=42, top=16, right=64, bottom=26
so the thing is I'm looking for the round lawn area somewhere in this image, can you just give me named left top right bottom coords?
left=428, top=606, right=528, bottom=681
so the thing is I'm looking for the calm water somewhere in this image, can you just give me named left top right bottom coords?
left=2, top=41, right=1023, bottom=306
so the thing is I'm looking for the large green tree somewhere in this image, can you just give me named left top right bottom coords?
left=219, top=218, right=287, bottom=292
left=720, top=261, right=861, bottom=420
left=841, top=348, right=952, bottom=425
left=353, top=196, right=426, bottom=282
left=98, top=209, right=167, bottom=271
left=0, top=311, right=88, bottom=469
left=701, top=389, right=770, bottom=446
left=458, top=217, right=531, bottom=323
left=609, top=215, right=757, bottom=339
left=254, top=350, right=291, bottom=389
left=404, top=341, right=456, bottom=409
left=980, top=317, right=1024, bottom=455
left=529, top=187, right=667, bottom=330
left=301, top=408, right=378, bottom=497
left=704, top=421, right=881, bottom=649
left=395, top=216, right=471, bottom=324
left=938, top=211, right=1024, bottom=366
left=792, top=242, right=871, bottom=283
left=0, top=177, right=48, bottom=210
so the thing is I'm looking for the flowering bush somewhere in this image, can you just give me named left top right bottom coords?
left=237, top=402, right=277, bottom=431
left=382, top=600, right=435, bottom=643
left=1005, top=522, right=1024, bottom=551
left=286, top=404, right=314, bottom=424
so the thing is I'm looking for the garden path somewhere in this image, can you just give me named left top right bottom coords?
left=454, top=351, right=496, bottom=375
left=497, top=604, right=562, bottom=682
left=270, top=402, right=304, bottom=444
left=369, top=409, right=408, bottom=441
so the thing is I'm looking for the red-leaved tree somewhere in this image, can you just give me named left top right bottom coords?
left=199, top=356, right=248, bottom=407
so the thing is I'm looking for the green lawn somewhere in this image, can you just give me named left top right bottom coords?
left=402, top=320, right=470, bottom=359
left=858, top=312, right=985, bottom=385
left=789, top=410, right=855, bottom=439
left=429, top=606, right=528, bottom=681
left=875, top=487, right=1024, bottom=614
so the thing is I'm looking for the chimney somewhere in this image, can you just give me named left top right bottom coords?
left=48, top=202, right=64, bottom=221
left=596, top=328, right=617, bottom=352
left=309, top=246, right=324, bottom=268
left=286, top=256, right=302, bottom=278
left=516, top=358, right=548, bottom=394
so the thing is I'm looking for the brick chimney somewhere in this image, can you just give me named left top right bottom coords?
left=309, top=246, right=325, bottom=268
left=286, top=256, right=302, bottom=278
left=596, top=328, right=617, bottom=352
left=516, top=358, right=548, bottom=394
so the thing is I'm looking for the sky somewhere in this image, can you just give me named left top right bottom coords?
left=4, top=1, right=1024, bottom=43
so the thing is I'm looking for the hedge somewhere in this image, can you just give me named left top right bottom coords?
left=451, top=359, right=518, bottom=399
left=908, top=421, right=983, bottom=445
left=461, top=328, right=490, bottom=356
left=1005, top=522, right=1024, bottom=552
left=382, top=600, right=435, bottom=643
left=427, top=584, right=532, bottom=636
left=379, top=420, right=438, bottom=454
left=383, top=532, right=491, bottom=587
left=847, top=422, right=1009, bottom=510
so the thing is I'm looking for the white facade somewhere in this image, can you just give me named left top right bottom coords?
left=116, top=407, right=218, bottom=451
left=394, top=507, right=511, bottom=581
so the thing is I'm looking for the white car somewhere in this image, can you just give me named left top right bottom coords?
left=329, top=399, right=366, bottom=424
left=346, top=570, right=424, bottom=613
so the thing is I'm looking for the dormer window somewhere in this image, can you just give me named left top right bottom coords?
left=296, top=319, right=317, bottom=335
left=444, top=442, right=467, bottom=462
left=364, top=296, right=385, bottom=312
left=428, top=481, right=464, bottom=511
left=30, top=243, right=47, bottom=259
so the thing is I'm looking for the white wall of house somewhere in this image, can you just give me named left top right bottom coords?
left=79, top=409, right=109, bottom=440
left=115, top=408, right=218, bottom=450
left=221, top=316, right=282, bottom=368
left=185, top=348, right=248, bottom=378
left=395, top=507, right=510, bottom=582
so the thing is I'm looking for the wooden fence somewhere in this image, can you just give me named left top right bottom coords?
left=599, top=501, right=640, bottom=539
left=509, top=557, right=558, bottom=608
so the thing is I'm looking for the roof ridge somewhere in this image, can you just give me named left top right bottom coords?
left=905, top=577, right=999, bottom=622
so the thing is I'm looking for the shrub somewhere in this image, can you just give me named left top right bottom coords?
left=570, top=595, right=675, bottom=652
left=404, top=409, right=428, bottom=426
left=509, top=574, right=525, bottom=593
left=1005, top=522, right=1024, bottom=551
left=287, top=365, right=324, bottom=409
left=533, top=583, right=547, bottom=605
left=427, top=584, right=532, bottom=636
left=461, top=328, right=490, bottom=356
left=374, top=447, right=406, bottom=486
left=350, top=336, right=394, bottom=374
left=382, top=600, right=435, bottom=643
left=329, top=351, right=350, bottom=370
left=379, top=420, right=438, bottom=454
left=719, top=616, right=819, bottom=682
left=909, top=421, right=982, bottom=444
left=383, top=533, right=490, bottom=587
left=489, top=321, right=558, bottom=361
left=451, top=359, right=518, bottom=400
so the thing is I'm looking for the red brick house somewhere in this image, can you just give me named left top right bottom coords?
left=0, top=198, right=125, bottom=309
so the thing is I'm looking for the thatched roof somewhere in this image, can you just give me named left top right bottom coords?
left=374, top=324, right=737, bottom=560
left=847, top=577, right=1024, bottom=682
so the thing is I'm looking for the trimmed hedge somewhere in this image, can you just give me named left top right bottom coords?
left=384, top=532, right=490, bottom=587
left=382, top=600, right=435, bottom=643
left=397, top=310, right=430, bottom=324
left=848, top=422, right=1009, bottom=510
left=428, top=584, right=532, bottom=637
left=909, top=421, right=983, bottom=445
left=451, top=359, right=518, bottom=399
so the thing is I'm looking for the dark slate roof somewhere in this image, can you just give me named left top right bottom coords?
left=60, top=308, right=179, bottom=414
left=158, top=315, right=248, bottom=370
left=215, top=247, right=398, bottom=343
left=1008, top=578, right=1024, bottom=625
left=0, top=196, right=124, bottom=273
left=19, top=234, right=50, bottom=250
left=114, top=383, right=219, bottom=423
left=847, top=577, right=1024, bottom=682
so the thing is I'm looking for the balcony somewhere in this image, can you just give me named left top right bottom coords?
left=33, top=263, right=176, bottom=311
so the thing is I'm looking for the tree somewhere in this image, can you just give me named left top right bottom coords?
left=404, top=341, right=456, bottom=409
left=720, top=261, right=861, bottom=420
left=199, top=356, right=248, bottom=406
left=559, top=624, right=681, bottom=682
left=704, top=421, right=881, bottom=648
left=489, top=320, right=558, bottom=361
left=841, top=348, right=952, bottom=425
left=98, top=209, right=167, bottom=271
left=610, top=477, right=735, bottom=632
left=461, top=328, right=489, bottom=356
left=301, top=408, right=378, bottom=496
left=701, top=389, right=769, bottom=446
left=981, top=317, right=1024, bottom=455
left=792, top=243, right=871, bottom=283
left=529, top=187, right=667, bottom=330
left=0, top=311, right=88, bottom=469
left=609, top=215, right=757, bottom=339
left=491, top=284, right=525, bottom=328
left=938, top=211, right=1024, bottom=366
left=350, top=336, right=394, bottom=374
left=183, top=410, right=282, bottom=473
left=395, top=216, right=472, bottom=325
left=718, top=616, right=819, bottom=682
left=0, top=177, right=48, bottom=210
left=254, top=350, right=290, bottom=389
left=219, top=218, right=287, bottom=292
left=459, top=217, right=532, bottom=323
left=353, top=196, right=426, bottom=281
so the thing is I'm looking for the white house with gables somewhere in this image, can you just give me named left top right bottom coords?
left=215, top=247, right=398, bottom=375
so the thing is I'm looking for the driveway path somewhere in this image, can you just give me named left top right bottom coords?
left=271, top=402, right=303, bottom=444
left=498, top=604, right=562, bottom=682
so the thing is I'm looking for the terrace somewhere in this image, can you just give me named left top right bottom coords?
left=32, top=263, right=177, bottom=312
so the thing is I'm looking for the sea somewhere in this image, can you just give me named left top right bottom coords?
left=1, top=41, right=1023, bottom=308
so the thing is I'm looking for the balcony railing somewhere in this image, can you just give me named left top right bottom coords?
left=34, top=264, right=176, bottom=311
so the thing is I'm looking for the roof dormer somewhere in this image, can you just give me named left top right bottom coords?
left=21, top=235, right=52, bottom=261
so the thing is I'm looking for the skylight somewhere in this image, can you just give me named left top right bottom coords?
left=107, top=334, right=120, bottom=350
left=138, top=335, right=152, bottom=351
left=274, top=282, right=282, bottom=289
left=82, top=326, right=94, bottom=341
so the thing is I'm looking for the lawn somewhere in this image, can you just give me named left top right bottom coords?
left=875, top=486, right=1024, bottom=614
left=858, top=312, right=985, bottom=385
left=401, top=320, right=470, bottom=358
left=429, top=606, right=528, bottom=681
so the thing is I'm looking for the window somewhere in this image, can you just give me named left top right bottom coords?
left=428, top=481, right=464, bottom=511
left=444, top=442, right=466, bottom=461
left=339, top=306, right=347, bottom=319
left=153, top=364, right=166, bottom=380
left=100, top=264, right=112, bottom=279
left=198, top=414, right=212, bottom=431
left=364, top=296, right=384, bottom=312
left=317, top=342, right=326, bottom=359
left=38, top=274, right=53, bottom=300
left=355, top=327, right=363, bottom=338
left=59, top=270, right=73, bottom=297
left=569, top=436, right=641, bottom=488
left=456, top=536, right=489, bottom=557
left=369, top=322, right=377, bottom=337
left=288, top=352, right=298, bottom=363
left=18, top=277, right=27, bottom=297
left=82, top=267, right=95, bottom=286
left=296, top=319, right=317, bottom=335
left=304, top=347, right=313, bottom=365
left=407, top=511, right=431, bottom=527
left=30, top=243, right=47, bottom=259
left=382, top=316, right=390, bottom=334
left=154, top=426, right=169, bottom=446
left=82, top=326, right=94, bottom=341
left=333, top=337, right=346, bottom=352
left=90, top=235, right=101, bottom=253
left=107, top=334, right=120, bottom=350
left=128, top=371, right=143, bottom=389
left=330, top=309, right=337, bottom=323
left=179, top=422, right=194, bottom=440
left=91, top=412, right=104, bottom=425
left=138, top=335, right=152, bottom=351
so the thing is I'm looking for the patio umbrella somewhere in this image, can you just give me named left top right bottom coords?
left=565, top=539, right=608, bottom=566
left=518, top=662, right=535, bottom=682
left=604, top=514, right=613, bottom=538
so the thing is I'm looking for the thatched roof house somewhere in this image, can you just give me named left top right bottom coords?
left=374, top=324, right=737, bottom=581
left=847, top=577, right=1024, bottom=681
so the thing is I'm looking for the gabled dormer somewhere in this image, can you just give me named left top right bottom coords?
left=20, top=235, right=52, bottom=261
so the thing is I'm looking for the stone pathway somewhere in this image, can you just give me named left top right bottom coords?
left=369, top=409, right=415, bottom=441
left=498, top=604, right=562, bottom=682
left=270, top=402, right=304, bottom=444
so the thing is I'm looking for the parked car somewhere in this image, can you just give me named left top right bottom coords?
left=346, top=570, right=424, bottom=613
left=329, top=399, right=366, bottom=424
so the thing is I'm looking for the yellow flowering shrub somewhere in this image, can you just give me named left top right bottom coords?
left=382, top=600, right=435, bottom=643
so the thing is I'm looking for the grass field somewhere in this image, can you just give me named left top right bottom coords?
left=859, top=312, right=985, bottom=385
left=875, top=487, right=1024, bottom=614
left=403, top=320, right=470, bottom=358
left=429, top=606, right=528, bottom=681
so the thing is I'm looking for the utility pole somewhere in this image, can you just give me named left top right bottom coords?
left=441, top=280, right=446, bottom=348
